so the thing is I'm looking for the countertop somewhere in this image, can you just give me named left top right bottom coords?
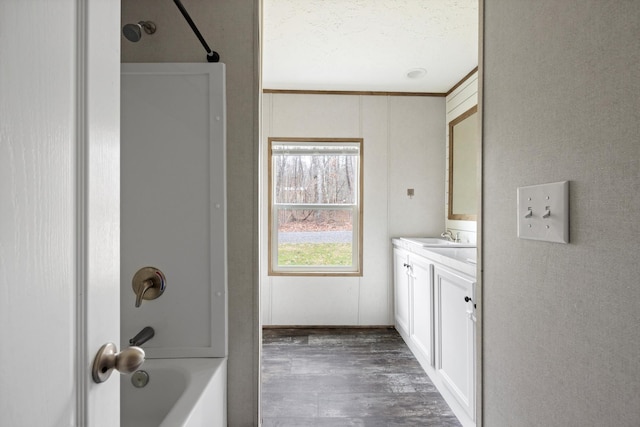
left=392, top=238, right=477, bottom=278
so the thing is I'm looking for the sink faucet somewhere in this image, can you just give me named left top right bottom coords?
left=129, top=326, right=155, bottom=347
left=441, top=230, right=459, bottom=242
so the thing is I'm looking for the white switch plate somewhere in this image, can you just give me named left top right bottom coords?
left=517, top=181, right=569, bottom=243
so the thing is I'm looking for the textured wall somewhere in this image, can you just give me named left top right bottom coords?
left=483, top=1, right=640, bottom=425
left=121, top=1, right=259, bottom=425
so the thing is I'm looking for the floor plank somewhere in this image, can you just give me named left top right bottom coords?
left=261, top=328, right=461, bottom=426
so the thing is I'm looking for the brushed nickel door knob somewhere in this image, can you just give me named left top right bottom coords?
left=92, top=343, right=145, bottom=383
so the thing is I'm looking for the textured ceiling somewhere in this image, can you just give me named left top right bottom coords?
left=263, top=0, right=478, bottom=93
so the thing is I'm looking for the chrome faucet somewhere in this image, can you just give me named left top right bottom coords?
left=441, top=230, right=459, bottom=242
left=129, top=326, right=155, bottom=347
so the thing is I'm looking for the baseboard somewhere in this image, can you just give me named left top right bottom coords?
left=262, top=325, right=395, bottom=330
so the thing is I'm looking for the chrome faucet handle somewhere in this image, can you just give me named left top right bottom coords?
left=92, top=343, right=145, bottom=383
left=132, top=267, right=166, bottom=307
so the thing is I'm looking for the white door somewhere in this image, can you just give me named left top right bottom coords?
left=0, top=1, right=121, bottom=426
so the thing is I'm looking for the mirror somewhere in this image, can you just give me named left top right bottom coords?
left=448, top=105, right=478, bottom=221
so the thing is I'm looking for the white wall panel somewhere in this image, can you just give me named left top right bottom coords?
left=271, top=277, right=360, bottom=325
left=388, top=96, right=446, bottom=238
left=262, top=93, right=445, bottom=326
left=359, top=96, right=392, bottom=325
left=271, top=94, right=360, bottom=137
left=446, top=74, right=479, bottom=120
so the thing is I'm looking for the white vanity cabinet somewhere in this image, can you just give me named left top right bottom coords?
left=393, top=247, right=435, bottom=367
left=393, top=247, right=411, bottom=337
left=410, top=255, right=434, bottom=367
left=392, top=239, right=477, bottom=427
left=434, top=264, right=476, bottom=421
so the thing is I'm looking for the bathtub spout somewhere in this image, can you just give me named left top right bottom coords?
left=129, top=326, right=155, bottom=347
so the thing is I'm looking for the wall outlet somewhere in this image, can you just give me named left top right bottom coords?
left=517, top=181, right=569, bottom=243
left=407, top=188, right=414, bottom=197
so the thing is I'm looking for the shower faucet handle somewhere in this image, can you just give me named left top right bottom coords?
left=129, top=326, right=155, bottom=347
left=132, top=267, right=166, bottom=307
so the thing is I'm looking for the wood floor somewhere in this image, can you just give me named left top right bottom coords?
left=261, top=328, right=461, bottom=426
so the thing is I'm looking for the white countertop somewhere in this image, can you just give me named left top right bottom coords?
left=392, top=238, right=477, bottom=278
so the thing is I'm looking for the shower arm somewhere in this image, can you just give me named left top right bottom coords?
left=173, top=0, right=220, bottom=63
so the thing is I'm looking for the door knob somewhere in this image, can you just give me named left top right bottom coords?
left=92, top=342, right=145, bottom=383
left=132, top=266, right=166, bottom=307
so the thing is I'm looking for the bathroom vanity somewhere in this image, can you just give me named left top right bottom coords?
left=393, top=238, right=477, bottom=427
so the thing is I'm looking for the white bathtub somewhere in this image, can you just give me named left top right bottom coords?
left=121, top=358, right=227, bottom=427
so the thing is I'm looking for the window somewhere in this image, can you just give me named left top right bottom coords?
left=268, top=138, right=363, bottom=275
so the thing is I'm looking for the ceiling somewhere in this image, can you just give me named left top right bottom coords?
left=262, top=0, right=479, bottom=93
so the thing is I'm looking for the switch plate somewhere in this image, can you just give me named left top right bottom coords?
left=517, top=181, right=569, bottom=243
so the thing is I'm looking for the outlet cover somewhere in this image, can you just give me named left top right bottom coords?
left=517, top=181, right=569, bottom=243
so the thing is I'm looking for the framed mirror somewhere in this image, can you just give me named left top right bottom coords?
left=448, top=105, right=478, bottom=221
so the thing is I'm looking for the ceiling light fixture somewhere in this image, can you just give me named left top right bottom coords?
left=406, top=68, right=427, bottom=79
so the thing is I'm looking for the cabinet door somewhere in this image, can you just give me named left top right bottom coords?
left=434, top=265, right=476, bottom=419
left=410, top=255, right=434, bottom=366
left=393, top=247, right=411, bottom=336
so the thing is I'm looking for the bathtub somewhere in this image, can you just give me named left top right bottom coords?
left=121, top=358, right=227, bottom=427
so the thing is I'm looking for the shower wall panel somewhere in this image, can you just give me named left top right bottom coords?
left=120, top=63, right=227, bottom=358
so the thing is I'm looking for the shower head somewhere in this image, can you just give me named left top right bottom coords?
left=122, top=21, right=156, bottom=42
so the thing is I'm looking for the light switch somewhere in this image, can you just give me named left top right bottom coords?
left=517, top=181, right=569, bottom=243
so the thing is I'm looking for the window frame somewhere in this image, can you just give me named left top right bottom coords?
left=268, top=137, right=364, bottom=276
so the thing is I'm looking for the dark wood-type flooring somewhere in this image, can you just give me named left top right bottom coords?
left=261, top=328, right=461, bottom=426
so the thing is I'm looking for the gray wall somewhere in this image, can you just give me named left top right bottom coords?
left=121, top=1, right=259, bottom=425
left=483, top=1, right=640, bottom=425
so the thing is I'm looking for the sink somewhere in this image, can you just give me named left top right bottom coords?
left=399, top=237, right=476, bottom=248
